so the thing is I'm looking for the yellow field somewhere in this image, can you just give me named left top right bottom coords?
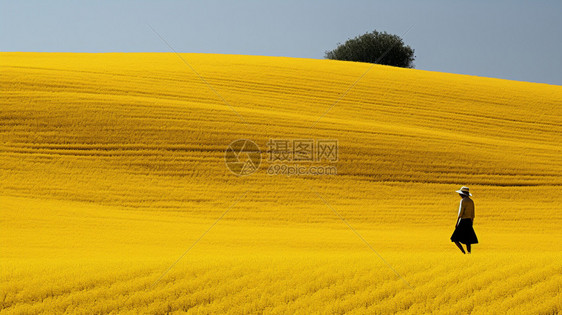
left=1, top=52, right=561, bottom=314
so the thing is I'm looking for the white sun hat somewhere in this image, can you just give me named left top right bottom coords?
left=456, top=186, right=472, bottom=196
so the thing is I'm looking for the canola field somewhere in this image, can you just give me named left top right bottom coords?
left=1, top=52, right=561, bottom=314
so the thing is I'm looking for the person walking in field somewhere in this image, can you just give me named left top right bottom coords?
left=450, top=186, right=478, bottom=254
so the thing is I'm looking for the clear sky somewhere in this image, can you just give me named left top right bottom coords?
left=1, top=0, right=561, bottom=85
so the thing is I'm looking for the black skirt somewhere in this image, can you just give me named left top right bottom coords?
left=450, top=218, right=478, bottom=244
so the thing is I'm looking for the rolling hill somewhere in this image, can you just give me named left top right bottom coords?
left=1, top=52, right=561, bottom=314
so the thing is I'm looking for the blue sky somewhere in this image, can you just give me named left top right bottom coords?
left=1, top=0, right=560, bottom=85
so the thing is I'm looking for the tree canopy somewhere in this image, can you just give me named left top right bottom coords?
left=325, top=30, right=415, bottom=68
